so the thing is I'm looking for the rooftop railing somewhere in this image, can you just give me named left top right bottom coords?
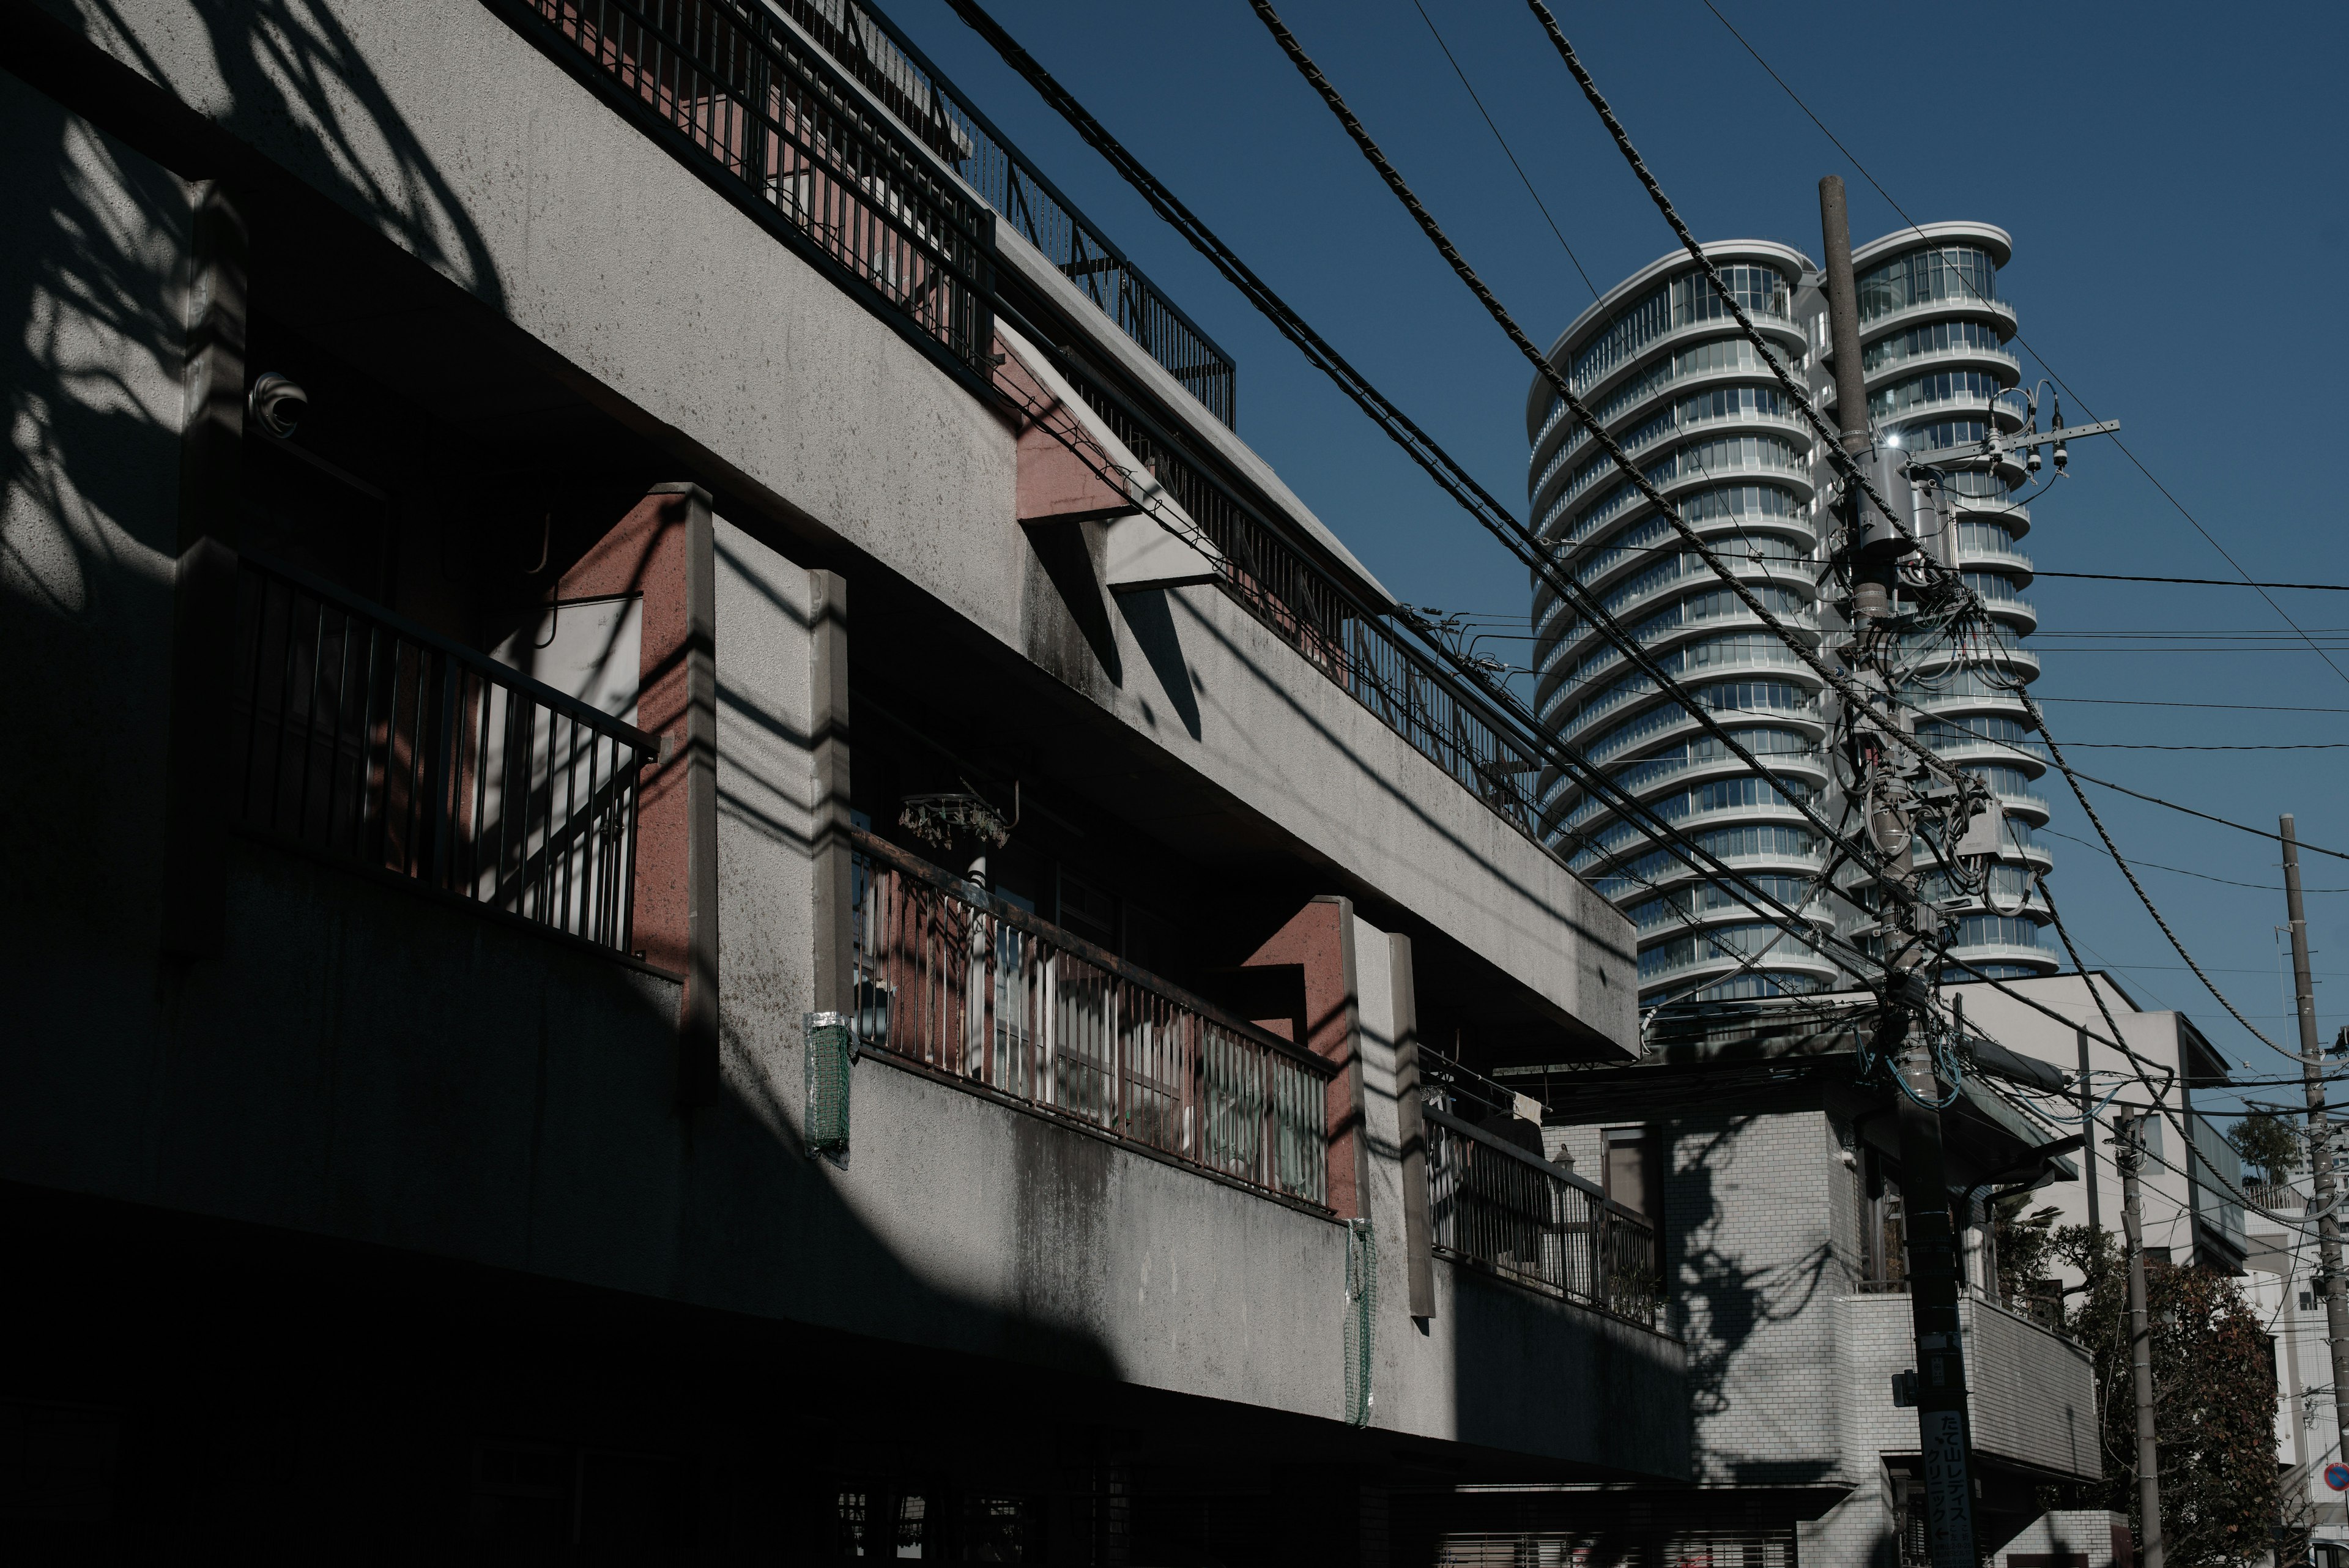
left=505, top=0, right=995, bottom=373
left=850, top=830, right=1332, bottom=1206
left=502, top=0, right=1562, bottom=866
left=1073, top=385, right=1549, bottom=842
left=770, top=0, right=1238, bottom=425
left=231, top=554, right=658, bottom=954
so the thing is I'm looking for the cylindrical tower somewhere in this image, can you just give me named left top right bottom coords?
left=1831, top=223, right=2055, bottom=979
left=1526, top=242, right=1836, bottom=1006
left=1524, top=226, right=2055, bottom=1004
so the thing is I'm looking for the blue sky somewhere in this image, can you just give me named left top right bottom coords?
left=888, top=0, right=2349, bottom=1112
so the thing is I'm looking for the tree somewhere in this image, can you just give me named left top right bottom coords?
left=2228, top=1111, right=2301, bottom=1184
left=1993, top=1199, right=2063, bottom=1322
left=2052, top=1227, right=2278, bottom=1568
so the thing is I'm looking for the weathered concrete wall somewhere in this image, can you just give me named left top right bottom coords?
left=28, top=0, right=1636, bottom=1049
left=1, top=65, right=189, bottom=1194
left=1355, top=914, right=1688, bottom=1472
left=1, top=16, right=1671, bottom=1482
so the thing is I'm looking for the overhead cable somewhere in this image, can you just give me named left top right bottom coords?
left=1690, top=0, right=2349, bottom=689
left=940, top=0, right=1946, bottom=989
left=1242, top=0, right=1974, bottom=802
left=1404, top=0, right=1597, bottom=300
left=2036, top=571, right=2349, bottom=593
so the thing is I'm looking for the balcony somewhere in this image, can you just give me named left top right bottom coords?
left=1419, top=1056, right=1662, bottom=1328
left=1841, top=1293, right=2099, bottom=1480
left=1424, top=1105, right=1661, bottom=1327
left=850, top=832, right=1334, bottom=1206
left=231, top=552, right=657, bottom=956
left=499, top=0, right=1238, bottom=423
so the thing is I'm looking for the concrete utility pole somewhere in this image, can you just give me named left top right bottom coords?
left=2078, top=1027, right=2101, bottom=1235
left=2284, top=813, right=2349, bottom=1467
left=2119, top=1110, right=2164, bottom=1568
left=1822, top=172, right=1979, bottom=1568
left=1894, top=1041, right=1981, bottom=1568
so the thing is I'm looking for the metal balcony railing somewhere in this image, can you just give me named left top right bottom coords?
left=771, top=0, right=1238, bottom=426
left=505, top=0, right=995, bottom=372
left=232, top=554, right=658, bottom=954
left=850, top=831, right=1333, bottom=1206
left=1072, top=388, right=1549, bottom=841
left=500, top=0, right=1572, bottom=864
left=1422, top=1105, right=1661, bottom=1326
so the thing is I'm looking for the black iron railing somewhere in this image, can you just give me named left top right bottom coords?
left=1075, top=387, right=1547, bottom=842
left=502, top=0, right=1553, bottom=860
left=231, top=554, right=658, bottom=954
left=850, top=831, right=1333, bottom=1205
left=1424, top=1105, right=1662, bottom=1325
left=770, top=0, right=1238, bottom=425
left=509, top=0, right=994, bottom=372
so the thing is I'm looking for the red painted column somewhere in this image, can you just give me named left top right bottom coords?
left=557, top=489, right=691, bottom=974
left=1245, top=896, right=1366, bottom=1220
left=554, top=486, right=718, bottom=1101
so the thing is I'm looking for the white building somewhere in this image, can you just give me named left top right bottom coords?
left=2242, top=1178, right=2348, bottom=1547
left=1522, top=226, right=2055, bottom=1004
left=1944, top=972, right=2247, bottom=1277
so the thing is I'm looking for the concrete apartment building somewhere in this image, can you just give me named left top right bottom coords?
left=1490, top=1003, right=2105, bottom=1568
left=1522, top=228, right=2055, bottom=1005
left=2240, top=1176, right=2349, bottom=1550
left=1940, top=973, right=2247, bottom=1277
left=0, top=0, right=1690, bottom=1559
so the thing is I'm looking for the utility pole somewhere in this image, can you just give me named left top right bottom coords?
left=2077, top=1027, right=2101, bottom=1235
left=2119, top=1110, right=2164, bottom=1568
left=1822, top=173, right=1979, bottom=1568
left=2284, top=813, right=2349, bottom=1467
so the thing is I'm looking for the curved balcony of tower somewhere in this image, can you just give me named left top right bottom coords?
left=1524, top=242, right=1835, bottom=995
left=1836, top=222, right=2057, bottom=983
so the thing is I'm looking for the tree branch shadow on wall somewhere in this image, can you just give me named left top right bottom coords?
left=0, top=5, right=1130, bottom=1503
left=1672, top=1116, right=1842, bottom=1490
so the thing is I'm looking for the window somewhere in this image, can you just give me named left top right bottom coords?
left=1604, top=1126, right=1661, bottom=1220
left=1856, top=244, right=1997, bottom=322
left=1056, top=870, right=1115, bottom=946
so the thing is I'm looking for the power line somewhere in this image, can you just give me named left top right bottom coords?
left=1243, top=0, right=1975, bottom=801
left=1404, top=0, right=1597, bottom=300
left=2037, top=696, right=2349, bottom=715
left=2057, top=764, right=2349, bottom=863
left=1691, top=0, right=2349, bottom=693
left=940, top=0, right=2007, bottom=1002
left=1505, top=0, right=2314, bottom=1062
left=2038, top=571, right=2349, bottom=593
left=1264, top=0, right=2307, bottom=1078
left=940, top=0, right=1915, bottom=992
left=2038, top=827, right=2349, bottom=893
left=1498, top=0, right=2326, bottom=1061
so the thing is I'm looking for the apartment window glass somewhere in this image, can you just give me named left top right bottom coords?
left=1856, top=245, right=1998, bottom=322
left=1604, top=1127, right=1661, bottom=1220
left=1056, top=870, right=1115, bottom=946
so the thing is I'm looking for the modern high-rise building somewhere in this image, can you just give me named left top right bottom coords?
left=1523, top=225, right=2055, bottom=1007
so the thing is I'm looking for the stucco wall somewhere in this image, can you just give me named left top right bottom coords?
left=27, top=0, right=1636, bottom=1049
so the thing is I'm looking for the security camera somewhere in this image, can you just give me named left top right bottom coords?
left=248, top=371, right=308, bottom=439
